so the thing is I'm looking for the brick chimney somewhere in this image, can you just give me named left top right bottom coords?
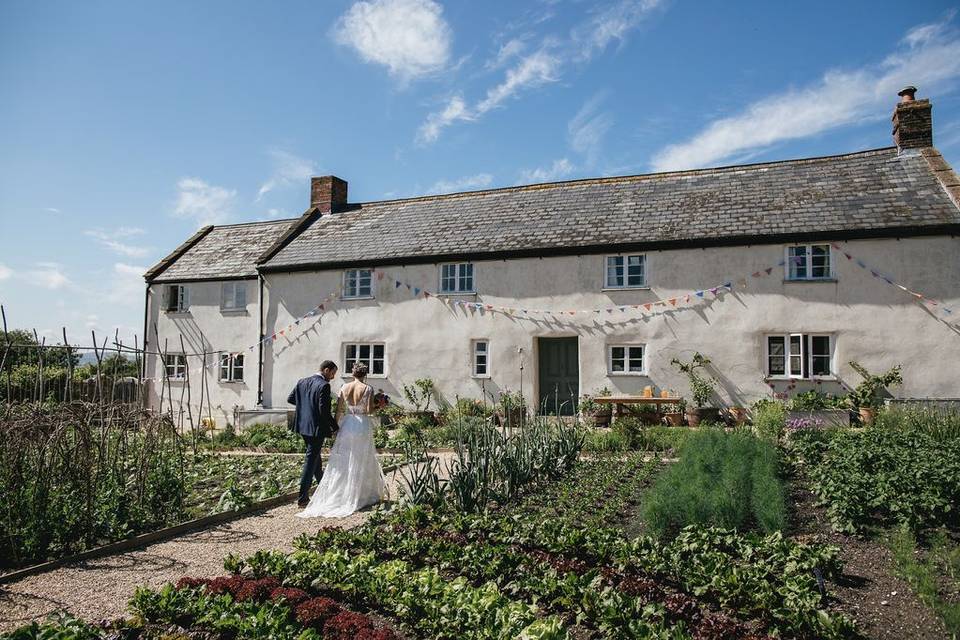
left=310, top=176, right=348, bottom=213
left=892, top=86, right=933, bottom=151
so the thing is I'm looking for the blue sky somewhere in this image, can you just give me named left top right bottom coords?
left=2, top=0, right=960, bottom=345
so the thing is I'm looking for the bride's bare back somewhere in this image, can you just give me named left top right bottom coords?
left=338, top=380, right=372, bottom=417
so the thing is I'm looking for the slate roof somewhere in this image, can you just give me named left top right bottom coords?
left=146, top=219, right=293, bottom=282
left=148, top=146, right=960, bottom=281
left=261, top=147, right=960, bottom=271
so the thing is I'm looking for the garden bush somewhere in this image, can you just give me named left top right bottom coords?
left=642, top=429, right=787, bottom=539
left=752, top=399, right=786, bottom=443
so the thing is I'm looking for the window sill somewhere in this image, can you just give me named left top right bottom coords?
left=601, top=286, right=650, bottom=292
left=764, top=376, right=837, bottom=382
left=166, top=378, right=187, bottom=383
left=164, top=311, right=191, bottom=316
left=438, top=291, right=477, bottom=297
left=340, top=296, right=376, bottom=302
left=608, top=372, right=649, bottom=377
left=220, top=309, right=249, bottom=316
left=341, top=374, right=387, bottom=380
left=782, top=278, right=837, bottom=284
left=471, top=374, right=492, bottom=380
left=219, top=380, right=246, bottom=384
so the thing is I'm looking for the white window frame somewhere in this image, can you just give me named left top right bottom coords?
left=219, top=353, right=244, bottom=382
left=439, top=262, right=475, bottom=294
left=165, top=285, right=189, bottom=313
left=343, top=343, right=387, bottom=377
left=164, top=354, right=187, bottom=380
left=607, top=344, right=646, bottom=376
left=785, top=244, right=834, bottom=281
left=603, top=254, right=647, bottom=289
left=342, top=269, right=374, bottom=300
left=764, top=333, right=835, bottom=380
left=471, top=339, right=490, bottom=378
left=220, top=281, right=247, bottom=311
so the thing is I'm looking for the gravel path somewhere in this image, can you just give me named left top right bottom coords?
left=0, top=453, right=453, bottom=632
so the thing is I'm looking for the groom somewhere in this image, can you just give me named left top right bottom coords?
left=288, top=360, right=340, bottom=507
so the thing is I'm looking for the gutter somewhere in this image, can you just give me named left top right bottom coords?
left=141, top=284, right=150, bottom=398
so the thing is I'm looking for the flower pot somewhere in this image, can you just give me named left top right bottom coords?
left=686, top=407, right=720, bottom=427
left=663, top=412, right=684, bottom=426
left=584, top=408, right=612, bottom=427
left=858, top=407, right=877, bottom=425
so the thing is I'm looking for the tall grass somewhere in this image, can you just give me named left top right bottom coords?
left=642, top=429, right=786, bottom=539
left=874, top=405, right=960, bottom=441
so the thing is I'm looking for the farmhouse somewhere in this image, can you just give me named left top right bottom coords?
left=143, top=89, right=960, bottom=425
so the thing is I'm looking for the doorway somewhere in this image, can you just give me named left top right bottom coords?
left=537, top=337, right=579, bottom=415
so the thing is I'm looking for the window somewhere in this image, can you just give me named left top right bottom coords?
left=472, top=340, right=490, bottom=377
left=786, top=245, right=833, bottom=280
left=342, top=269, right=374, bottom=299
left=164, top=285, right=189, bottom=312
left=766, top=334, right=834, bottom=379
left=344, top=343, right=386, bottom=376
left=440, top=263, right=474, bottom=293
left=164, top=354, right=186, bottom=380
left=608, top=344, right=645, bottom=375
left=605, top=255, right=646, bottom=288
left=219, top=353, right=244, bottom=382
left=220, top=282, right=247, bottom=311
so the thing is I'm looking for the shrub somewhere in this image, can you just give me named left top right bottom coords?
left=789, top=390, right=846, bottom=411
left=583, top=429, right=630, bottom=453
left=752, top=399, right=786, bottom=443
left=642, top=430, right=787, bottom=539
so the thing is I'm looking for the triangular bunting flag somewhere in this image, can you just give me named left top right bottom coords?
left=643, top=303, right=652, bottom=311
left=696, top=291, right=705, bottom=298
left=685, top=295, right=690, bottom=303
left=844, top=252, right=852, bottom=260
left=414, top=287, right=420, bottom=296
left=752, top=271, right=762, bottom=278
left=395, top=281, right=401, bottom=288
left=764, top=267, right=773, bottom=275
left=669, top=298, right=677, bottom=306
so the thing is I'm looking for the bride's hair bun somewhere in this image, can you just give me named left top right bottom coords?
left=352, top=362, right=369, bottom=379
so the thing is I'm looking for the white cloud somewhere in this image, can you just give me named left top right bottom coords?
left=84, top=227, right=152, bottom=258
left=425, top=173, right=494, bottom=195
left=417, top=48, right=560, bottom=143
left=0, top=263, right=12, bottom=281
left=568, top=94, right=614, bottom=163
left=519, top=158, right=575, bottom=183
left=108, top=263, right=147, bottom=304
left=173, top=177, right=235, bottom=227
left=334, top=0, right=452, bottom=81
left=44, top=207, right=60, bottom=214
left=651, top=15, right=960, bottom=172
left=573, top=0, right=662, bottom=61
left=257, top=150, right=317, bottom=200
left=27, top=262, right=70, bottom=290
left=486, top=38, right=526, bottom=70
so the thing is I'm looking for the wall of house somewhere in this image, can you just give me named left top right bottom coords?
left=255, top=235, right=960, bottom=416
left=143, top=278, right=261, bottom=425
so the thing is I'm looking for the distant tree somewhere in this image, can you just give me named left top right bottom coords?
left=74, top=354, right=140, bottom=380
left=1, top=329, right=80, bottom=371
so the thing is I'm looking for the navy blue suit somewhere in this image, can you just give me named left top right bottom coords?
left=288, top=374, right=339, bottom=504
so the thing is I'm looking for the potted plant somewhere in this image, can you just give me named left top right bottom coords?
left=579, top=387, right=613, bottom=427
left=496, top=389, right=527, bottom=427
left=403, top=378, right=438, bottom=425
left=663, top=398, right=686, bottom=426
left=635, top=403, right=660, bottom=426
left=671, top=353, right=719, bottom=426
left=786, top=389, right=850, bottom=427
left=846, top=362, right=902, bottom=425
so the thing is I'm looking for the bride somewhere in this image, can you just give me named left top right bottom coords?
left=297, top=362, right=387, bottom=518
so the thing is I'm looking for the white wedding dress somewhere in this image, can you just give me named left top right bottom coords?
left=297, top=384, right=387, bottom=518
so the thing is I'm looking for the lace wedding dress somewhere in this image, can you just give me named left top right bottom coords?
left=297, top=384, right=387, bottom=518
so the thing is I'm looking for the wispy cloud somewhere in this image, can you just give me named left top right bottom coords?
left=651, top=14, right=960, bottom=172
left=334, top=0, right=453, bottom=82
left=44, top=207, right=60, bottom=214
left=84, top=227, right=152, bottom=258
left=107, top=263, right=148, bottom=304
left=26, top=262, right=70, bottom=290
left=173, top=178, right=235, bottom=227
left=568, top=94, right=614, bottom=164
left=418, top=47, right=561, bottom=143
left=417, top=0, right=660, bottom=143
left=0, top=263, right=12, bottom=281
left=257, top=150, right=317, bottom=200
left=425, top=173, right=494, bottom=195
left=518, top=158, right=575, bottom=183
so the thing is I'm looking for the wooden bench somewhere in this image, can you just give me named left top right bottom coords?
left=594, top=395, right=684, bottom=418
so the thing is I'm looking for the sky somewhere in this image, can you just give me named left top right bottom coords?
left=2, top=0, right=960, bottom=347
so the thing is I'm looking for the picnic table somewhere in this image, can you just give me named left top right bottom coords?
left=594, top=395, right=684, bottom=417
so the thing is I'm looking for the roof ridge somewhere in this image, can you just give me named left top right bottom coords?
left=351, top=146, right=898, bottom=208
left=206, top=218, right=299, bottom=230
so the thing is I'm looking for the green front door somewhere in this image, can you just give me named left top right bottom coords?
left=537, top=337, right=579, bottom=415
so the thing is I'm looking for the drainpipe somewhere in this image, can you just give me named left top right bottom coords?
left=257, top=273, right=265, bottom=407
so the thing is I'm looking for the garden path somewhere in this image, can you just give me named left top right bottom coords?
left=0, top=452, right=454, bottom=631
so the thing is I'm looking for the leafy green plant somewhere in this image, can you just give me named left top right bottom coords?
left=752, top=399, right=787, bottom=443
left=402, top=378, right=436, bottom=412
left=670, top=353, right=715, bottom=407
left=846, top=361, right=902, bottom=410
left=789, top=390, right=847, bottom=411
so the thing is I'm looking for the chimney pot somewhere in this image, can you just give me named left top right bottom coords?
left=310, top=176, right=348, bottom=213
left=891, top=87, right=932, bottom=151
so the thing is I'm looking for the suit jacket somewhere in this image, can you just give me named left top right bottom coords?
left=287, top=374, right=339, bottom=438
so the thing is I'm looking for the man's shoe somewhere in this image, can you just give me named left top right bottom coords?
left=297, top=499, right=309, bottom=508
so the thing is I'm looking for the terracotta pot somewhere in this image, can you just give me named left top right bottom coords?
left=686, top=407, right=720, bottom=427
left=663, top=412, right=684, bottom=426
left=858, top=407, right=877, bottom=425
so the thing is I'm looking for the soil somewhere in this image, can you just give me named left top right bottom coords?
left=789, top=480, right=950, bottom=640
